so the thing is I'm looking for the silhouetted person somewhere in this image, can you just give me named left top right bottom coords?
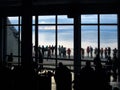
left=54, top=62, right=72, bottom=90
left=113, top=87, right=120, bottom=90
left=47, top=45, right=51, bottom=60
left=58, top=45, right=61, bottom=57
left=38, top=50, right=43, bottom=71
left=67, top=48, right=71, bottom=59
left=79, top=61, right=95, bottom=90
left=51, top=45, right=55, bottom=55
left=81, top=48, right=84, bottom=58
left=108, top=47, right=111, bottom=57
left=94, top=58, right=109, bottom=90
left=90, top=46, right=93, bottom=58
left=41, top=45, right=45, bottom=56
left=113, top=48, right=117, bottom=58
left=63, top=47, right=66, bottom=57
left=100, top=47, right=104, bottom=58
left=112, top=55, right=119, bottom=81
left=104, top=47, right=108, bottom=58
left=86, top=46, right=90, bottom=57
left=7, top=53, right=13, bottom=67
left=93, top=54, right=101, bottom=66
left=94, top=47, right=98, bottom=57
left=106, top=56, right=112, bottom=82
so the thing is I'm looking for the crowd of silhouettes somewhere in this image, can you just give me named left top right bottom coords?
left=81, top=46, right=118, bottom=59
left=72, top=54, right=120, bottom=90
left=33, top=45, right=72, bottom=59
left=33, top=45, right=118, bottom=60
left=0, top=52, right=53, bottom=90
left=53, top=59, right=119, bottom=90
left=1, top=46, right=119, bottom=90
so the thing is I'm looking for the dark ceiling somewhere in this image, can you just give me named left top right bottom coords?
left=0, top=0, right=119, bottom=16
left=0, top=0, right=119, bottom=6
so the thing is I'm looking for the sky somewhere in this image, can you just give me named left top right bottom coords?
left=8, top=14, right=118, bottom=53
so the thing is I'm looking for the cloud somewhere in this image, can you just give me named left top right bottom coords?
left=58, top=26, right=73, bottom=30
left=81, top=14, right=97, bottom=23
left=38, top=16, right=55, bottom=19
left=100, top=14, right=117, bottom=23
left=8, top=17, right=18, bottom=20
left=8, top=17, right=19, bottom=24
left=38, top=26, right=55, bottom=30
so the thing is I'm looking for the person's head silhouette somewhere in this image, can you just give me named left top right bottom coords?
left=59, top=62, right=63, bottom=67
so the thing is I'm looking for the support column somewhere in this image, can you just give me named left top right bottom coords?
left=74, top=15, right=81, bottom=90
left=0, top=17, right=3, bottom=65
left=21, top=0, right=33, bottom=90
left=2, top=17, right=7, bottom=66
left=98, top=14, right=100, bottom=56
left=0, top=16, right=6, bottom=65
left=35, top=15, right=38, bottom=65
left=21, top=0, right=32, bottom=69
left=118, top=14, right=120, bottom=81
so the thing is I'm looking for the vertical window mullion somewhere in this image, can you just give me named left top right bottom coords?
left=18, top=16, right=21, bottom=66
left=35, top=15, right=38, bottom=64
left=98, top=14, right=100, bottom=57
left=55, top=15, right=58, bottom=68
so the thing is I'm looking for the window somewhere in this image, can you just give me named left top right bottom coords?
left=6, top=16, right=21, bottom=64
left=32, top=15, right=74, bottom=70
left=81, top=14, right=118, bottom=59
left=100, top=14, right=118, bottom=58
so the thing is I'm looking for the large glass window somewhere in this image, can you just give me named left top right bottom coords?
left=100, top=14, right=118, bottom=58
left=38, top=25, right=56, bottom=68
left=6, top=16, right=21, bottom=65
left=81, top=14, right=118, bottom=60
left=81, top=25, right=98, bottom=58
left=4, top=14, right=118, bottom=90
left=58, top=25, right=74, bottom=58
left=5, top=14, right=118, bottom=68
left=81, top=14, right=98, bottom=59
left=33, top=16, right=56, bottom=70
left=57, top=15, right=74, bottom=70
left=32, top=15, right=74, bottom=76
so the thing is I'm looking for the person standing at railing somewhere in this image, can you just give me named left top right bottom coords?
left=90, top=46, right=93, bottom=58
left=47, top=45, right=51, bottom=60
left=104, top=47, right=108, bottom=59
left=113, top=48, right=117, bottom=57
left=67, top=48, right=71, bottom=59
left=38, top=49, right=43, bottom=71
left=41, top=45, right=45, bottom=57
left=81, top=48, right=84, bottom=58
left=86, top=46, right=90, bottom=57
left=108, top=47, right=111, bottom=57
left=51, top=45, right=55, bottom=55
left=100, top=47, right=104, bottom=58
left=58, top=45, right=61, bottom=57
left=7, top=52, right=13, bottom=68
left=94, top=47, right=98, bottom=57
left=112, top=54, right=119, bottom=81
left=106, top=56, right=112, bottom=82
left=63, top=47, right=66, bottom=57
